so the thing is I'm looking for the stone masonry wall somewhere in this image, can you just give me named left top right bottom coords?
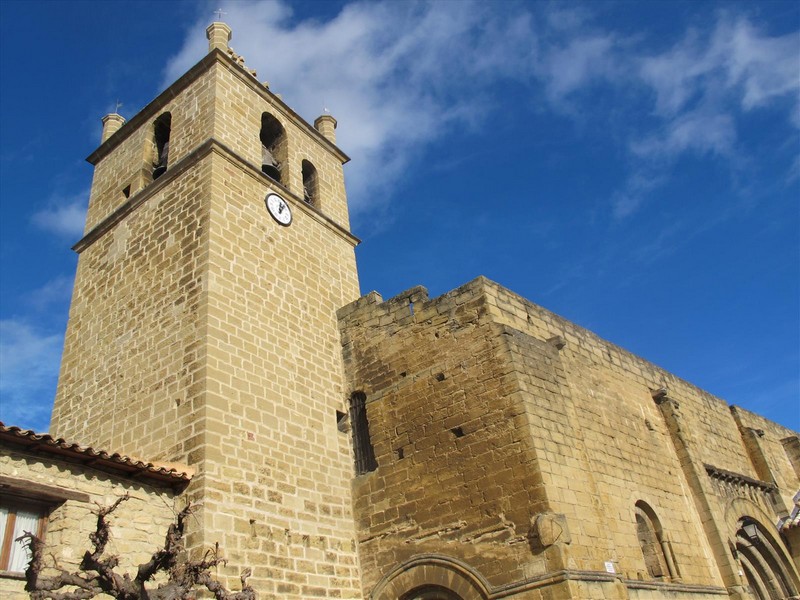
left=84, top=64, right=218, bottom=233
left=187, top=145, right=362, bottom=597
left=338, top=284, right=550, bottom=594
left=211, top=62, right=350, bottom=228
left=499, top=315, right=720, bottom=585
left=479, top=277, right=799, bottom=589
left=0, top=450, right=178, bottom=599
left=479, top=278, right=796, bottom=484
left=731, top=406, right=800, bottom=517
left=53, top=47, right=363, bottom=599
left=51, top=155, right=211, bottom=463
left=339, top=277, right=798, bottom=598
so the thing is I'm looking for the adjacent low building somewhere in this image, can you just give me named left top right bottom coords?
left=0, top=424, right=190, bottom=598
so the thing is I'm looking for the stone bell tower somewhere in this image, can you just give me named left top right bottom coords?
left=51, top=22, right=362, bottom=597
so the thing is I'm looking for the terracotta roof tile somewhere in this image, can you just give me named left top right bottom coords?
left=0, top=422, right=192, bottom=489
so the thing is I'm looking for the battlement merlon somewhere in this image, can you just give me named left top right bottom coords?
left=206, top=21, right=232, bottom=52
left=341, top=276, right=717, bottom=397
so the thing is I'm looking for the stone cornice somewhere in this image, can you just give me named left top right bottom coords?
left=490, top=569, right=727, bottom=598
left=704, top=463, right=777, bottom=492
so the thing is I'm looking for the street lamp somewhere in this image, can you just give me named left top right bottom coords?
left=742, top=522, right=761, bottom=544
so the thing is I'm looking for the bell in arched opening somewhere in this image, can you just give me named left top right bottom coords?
left=301, top=159, right=318, bottom=206
left=260, top=112, right=286, bottom=183
left=152, top=112, right=171, bottom=180
left=261, top=144, right=281, bottom=181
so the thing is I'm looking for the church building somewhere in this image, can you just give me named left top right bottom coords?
left=1, top=21, right=798, bottom=600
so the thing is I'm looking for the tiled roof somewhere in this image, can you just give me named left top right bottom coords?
left=0, top=422, right=192, bottom=489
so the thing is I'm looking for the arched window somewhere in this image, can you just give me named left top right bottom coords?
left=152, top=112, right=171, bottom=180
left=735, top=518, right=798, bottom=599
left=301, top=160, right=318, bottom=206
left=260, top=112, right=286, bottom=183
left=635, top=501, right=673, bottom=579
left=349, top=392, right=377, bottom=475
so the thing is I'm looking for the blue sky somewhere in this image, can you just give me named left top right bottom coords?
left=0, top=0, right=798, bottom=434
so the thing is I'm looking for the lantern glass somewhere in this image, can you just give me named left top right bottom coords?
left=742, top=523, right=760, bottom=543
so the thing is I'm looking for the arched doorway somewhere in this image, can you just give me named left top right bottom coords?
left=735, top=517, right=798, bottom=599
left=370, top=554, right=489, bottom=600
left=401, top=586, right=463, bottom=600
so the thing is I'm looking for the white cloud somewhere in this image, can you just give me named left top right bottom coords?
left=162, top=2, right=799, bottom=222
left=616, top=15, right=800, bottom=217
left=611, top=170, right=666, bottom=219
left=631, top=110, right=736, bottom=159
left=540, top=35, right=617, bottom=101
left=0, top=276, right=74, bottom=431
left=0, top=319, right=62, bottom=432
left=788, top=155, right=800, bottom=184
left=640, top=17, right=800, bottom=119
left=23, top=276, right=74, bottom=313
left=164, top=1, right=536, bottom=217
left=640, top=30, right=712, bottom=117
left=31, top=191, right=88, bottom=239
left=616, top=109, right=736, bottom=219
left=718, top=18, right=799, bottom=115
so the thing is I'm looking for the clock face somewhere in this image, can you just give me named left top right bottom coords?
left=265, top=192, right=292, bottom=226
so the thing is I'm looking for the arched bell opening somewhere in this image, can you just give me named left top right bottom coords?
left=734, top=517, right=798, bottom=599
left=260, top=112, right=286, bottom=183
left=301, top=159, right=318, bottom=207
left=152, top=112, right=171, bottom=180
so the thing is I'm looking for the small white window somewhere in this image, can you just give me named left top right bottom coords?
left=0, top=498, right=48, bottom=573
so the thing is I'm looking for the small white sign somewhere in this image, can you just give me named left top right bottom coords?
left=604, top=561, right=616, bottom=574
